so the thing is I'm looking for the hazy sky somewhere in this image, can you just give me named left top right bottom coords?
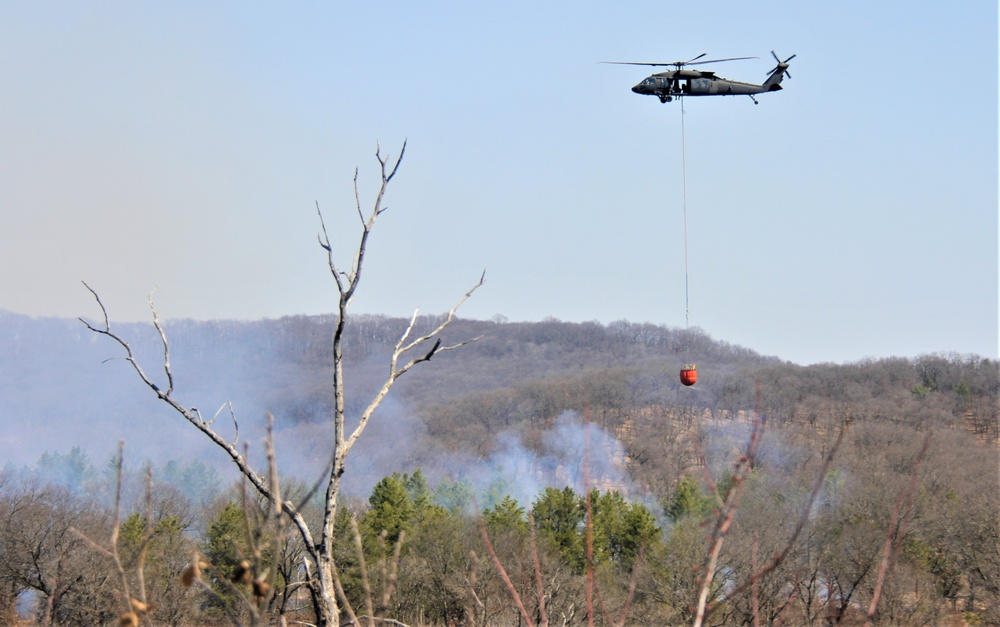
left=1, top=2, right=996, bottom=365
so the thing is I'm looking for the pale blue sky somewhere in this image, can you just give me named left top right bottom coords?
left=1, top=2, right=996, bottom=365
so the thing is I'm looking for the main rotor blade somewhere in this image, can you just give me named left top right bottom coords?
left=600, top=61, right=679, bottom=67
left=600, top=55, right=758, bottom=68
left=685, top=56, right=757, bottom=66
left=686, top=52, right=708, bottom=64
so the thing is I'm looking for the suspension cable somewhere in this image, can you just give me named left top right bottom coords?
left=681, top=97, right=690, bottom=329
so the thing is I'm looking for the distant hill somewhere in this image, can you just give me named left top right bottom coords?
left=0, top=309, right=994, bottom=500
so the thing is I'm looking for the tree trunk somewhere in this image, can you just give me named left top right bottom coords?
left=317, top=557, right=340, bottom=626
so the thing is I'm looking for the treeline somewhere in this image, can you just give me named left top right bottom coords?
left=0, top=459, right=656, bottom=625
left=1, top=416, right=996, bottom=626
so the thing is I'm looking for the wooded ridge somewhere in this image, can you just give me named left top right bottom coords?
left=0, top=310, right=996, bottom=625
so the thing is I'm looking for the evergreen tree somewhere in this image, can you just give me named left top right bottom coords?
left=666, top=475, right=706, bottom=522
left=202, top=501, right=256, bottom=614
left=403, top=469, right=433, bottom=511
left=589, top=489, right=660, bottom=569
left=363, top=474, right=415, bottom=545
left=532, top=486, right=584, bottom=569
left=433, top=477, right=475, bottom=515
left=484, top=495, right=529, bottom=537
left=35, top=446, right=96, bottom=495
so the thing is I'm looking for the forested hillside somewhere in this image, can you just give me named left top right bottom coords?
left=0, top=310, right=996, bottom=625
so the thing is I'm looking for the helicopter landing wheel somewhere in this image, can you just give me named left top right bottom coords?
left=660, top=95, right=673, bottom=103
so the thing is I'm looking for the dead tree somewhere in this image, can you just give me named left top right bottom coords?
left=81, top=142, right=483, bottom=627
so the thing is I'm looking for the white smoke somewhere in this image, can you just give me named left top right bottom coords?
left=430, top=410, right=642, bottom=510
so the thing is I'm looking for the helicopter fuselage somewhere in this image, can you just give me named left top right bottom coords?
left=606, top=52, right=794, bottom=104
left=632, top=70, right=783, bottom=103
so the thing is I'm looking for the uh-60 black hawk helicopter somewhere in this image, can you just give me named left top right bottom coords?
left=604, top=51, right=795, bottom=104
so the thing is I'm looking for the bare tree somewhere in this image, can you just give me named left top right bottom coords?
left=81, top=142, right=483, bottom=626
left=0, top=481, right=104, bottom=625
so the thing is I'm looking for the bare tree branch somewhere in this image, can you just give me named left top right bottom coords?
left=147, top=289, right=174, bottom=396
left=83, top=142, right=481, bottom=627
left=475, top=500, right=535, bottom=627
left=342, top=270, right=485, bottom=459
left=80, top=283, right=166, bottom=399
left=864, top=431, right=932, bottom=626
left=316, top=201, right=347, bottom=295
left=80, top=285, right=319, bottom=583
left=134, top=466, right=154, bottom=609
left=692, top=410, right=766, bottom=627
left=69, top=442, right=156, bottom=625
left=703, top=418, right=850, bottom=617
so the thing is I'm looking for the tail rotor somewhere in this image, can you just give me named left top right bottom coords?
left=768, top=50, right=796, bottom=79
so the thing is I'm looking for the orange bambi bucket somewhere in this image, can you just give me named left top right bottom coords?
left=679, top=365, right=698, bottom=386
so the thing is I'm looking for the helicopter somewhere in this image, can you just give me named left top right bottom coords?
left=604, top=51, right=795, bottom=104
